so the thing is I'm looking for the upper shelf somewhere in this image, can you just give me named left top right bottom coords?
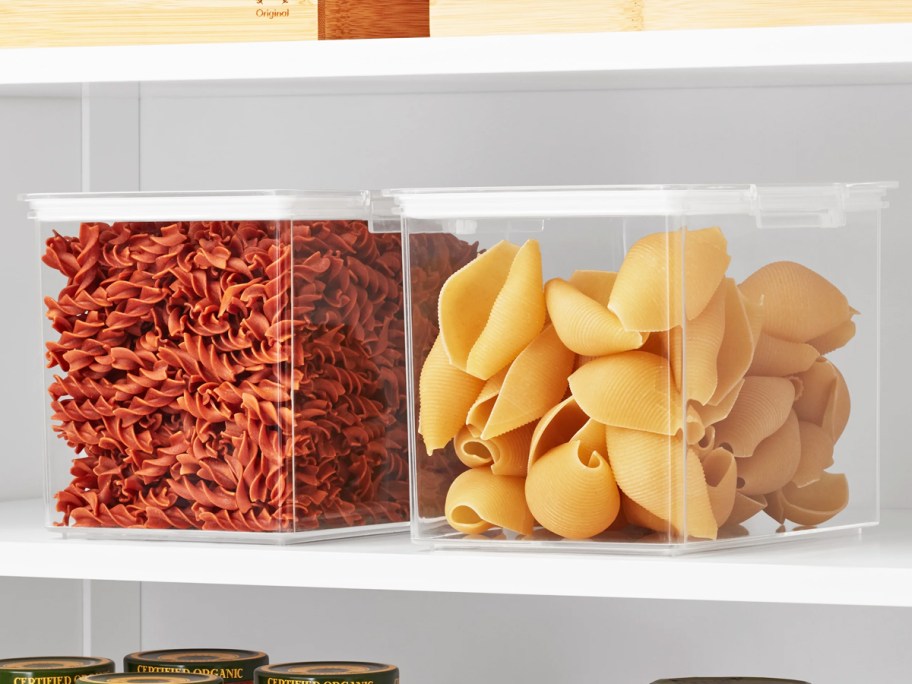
left=1, top=499, right=911, bottom=607
left=3, top=23, right=912, bottom=94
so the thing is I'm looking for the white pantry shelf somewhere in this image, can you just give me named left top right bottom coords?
left=0, top=499, right=910, bottom=607
left=3, top=23, right=912, bottom=93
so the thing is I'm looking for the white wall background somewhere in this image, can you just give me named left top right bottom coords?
left=1, top=80, right=911, bottom=683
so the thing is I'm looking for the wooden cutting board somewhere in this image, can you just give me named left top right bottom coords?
left=2, top=0, right=911, bottom=48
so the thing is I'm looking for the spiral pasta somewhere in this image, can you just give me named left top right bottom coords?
left=45, top=219, right=435, bottom=532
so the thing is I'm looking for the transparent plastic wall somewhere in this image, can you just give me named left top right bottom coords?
left=394, top=184, right=889, bottom=554
left=30, top=191, right=409, bottom=543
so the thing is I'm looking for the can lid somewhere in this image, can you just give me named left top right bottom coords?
left=651, top=679, right=811, bottom=683
left=0, top=657, right=115, bottom=684
left=80, top=674, right=223, bottom=684
left=125, top=650, right=268, bottom=682
left=255, top=663, right=399, bottom=684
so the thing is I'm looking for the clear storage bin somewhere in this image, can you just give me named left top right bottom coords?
left=388, top=183, right=893, bottom=554
left=28, top=190, right=410, bottom=543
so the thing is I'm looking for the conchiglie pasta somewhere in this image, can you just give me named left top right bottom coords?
left=525, top=440, right=621, bottom=539
left=445, top=468, right=534, bottom=535
left=765, top=472, right=849, bottom=526
left=605, top=427, right=718, bottom=540
left=465, top=368, right=507, bottom=434
left=622, top=493, right=671, bottom=535
left=793, top=358, right=851, bottom=441
left=792, top=420, right=835, bottom=488
left=454, top=424, right=534, bottom=477
left=568, top=270, right=617, bottom=303
left=528, top=397, right=589, bottom=469
left=736, top=411, right=801, bottom=496
left=482, top=324, right=575, bottom=439
left=570, top=351, right=682, bottom=435
left=697, top=379, right=744, bottom=428
left=713, top=376, right=796, bottom=458
left=739, top=261, right=853, bottom=343
left=669, top=281, right=726, bottom=404
left=608, top=227, right=731, bottom=332
left=418, top=336, right=485, bottom=453
left=808, top=318, right=856, bottom=355
left=727, top=492, right=767, bottom=526
left=748, top=334, right=819, bottom=377
left=439, top=239, right=546, bottom=379
left=545, top=278, right=645, bottom=356
left=702, top=447, right=738, bottom=527
left=710, top=279, right=758, bottom=405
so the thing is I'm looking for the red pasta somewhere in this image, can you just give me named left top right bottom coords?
left=45, top=219, right=416, bottom=533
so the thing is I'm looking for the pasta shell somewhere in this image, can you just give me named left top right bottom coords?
left=748, top=333, right=819, bottom=377
left=702, top=447, right=738, bottom=527
left=528, top=397, right=588, bottom=470
left=545, top=278, right=646, bottom=356
left=622, top=493, right=671, bottom=535
left=570, top=351, right=682, bottom=435
left=686, top=404, right=706, bottom=445
left=713, top=376, right=796, bottom=457
left=808, top=318, right=856, bottom=355
left=793, top=358, right=851, bottom=441
left=736, top=411, right=801, bottom=495
left=439, top=239, right=546, bottom=379
left=454, top=423, right=534, bottom=477
left=572, top=418, right=608, bottom=459
left=739, top=261, right=852, bottom=343
left=792, top=420, right=835, bottom=488
left=711, top=279, right=757, bottom=405
left=482, top=324, right=575, bottom=439
left=669, top=281, right=726, bottom=404
left=418, top=336, right=485, bottom=453
left=465, top=368, right=507, bottom=434
left=608, top=226, right=730, bottom=332
left=445, top=467, right=534, bottom=535
left=765, top=472, right=849, bottom=526
left=605, top=427, right=718, bottom=540
left=525, top=440, right=621, bottom=539
left=726, top=492, right=767, bottom=526
left=568, top=270, right=617, bottom=304
left=698, top=379, right=744, bottom=428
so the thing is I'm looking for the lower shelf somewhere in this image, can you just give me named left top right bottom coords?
left=0, top=499, right=909, bottom=606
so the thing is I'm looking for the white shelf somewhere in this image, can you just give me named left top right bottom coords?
left=3, top=23, right=912, bottom=93
left=0, top=499, right=910, bottom=606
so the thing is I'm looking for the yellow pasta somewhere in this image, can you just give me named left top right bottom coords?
left=702, top=447, right=738, bottom=527
left=525, top=440, right=621, bottom=539
left=528, top=396, right=589, bottom=469
left=454, top=423, right=534, bottom=477
left=418, top=336, right=486, bottom=453
left=740, top=261, right=853, bottom=343
left=697, top=379, right=744, bottom=428
left=748, top=333, right=819, bottom=377
left=605, top=427, right=718, bottom=540
left=727, top=492, right=767, bottom=526
left=794, top=358, right=851, bottom=441
left=572, top=418, right=608, bottom=459
left=445, top=467, right=534, bottom=535
left=568, top=269, right=617, bottom=304
left=710, top=279, right=758, bottom=405
left=482, top=324, right=575, bottom=439
left=608, top=226, right=731, bottom=332
left=792, top=420, right=835, bottom=488
left=686, top=404, right=706, bottom=445
left=713, top=376, right=796, bottom=457
left=622, top=493, right=671, bottom=535
left=545, top=277, right=646, bottom=356
left=736, top=411, right=801, bottom=496
left=465, top=367, right=507, bottom=434
left=765, top=472, right=849, bottom=526
left=808, top=317, right=856, bottom=355
left=439, top=239, right=546, bottom=379
left=668, top=281, right=726, bottom=404
left=570, top=351, right=682, bottom=435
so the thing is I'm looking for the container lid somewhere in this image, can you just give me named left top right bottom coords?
left=385, top=183, right=896, bottom=228
left=23, top=190, right=370, bottom=222
left=255, top=663, right=398, bottom=684
left=0, top=657, right=115, bottom=684
left=79, top=674, right=222, bottom=684
left=125, top=651, right=268, bottom=682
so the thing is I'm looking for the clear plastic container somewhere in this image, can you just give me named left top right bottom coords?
left=28, top=190, right=409, bottom=543
left=387, top=183, right=894, bottom=554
